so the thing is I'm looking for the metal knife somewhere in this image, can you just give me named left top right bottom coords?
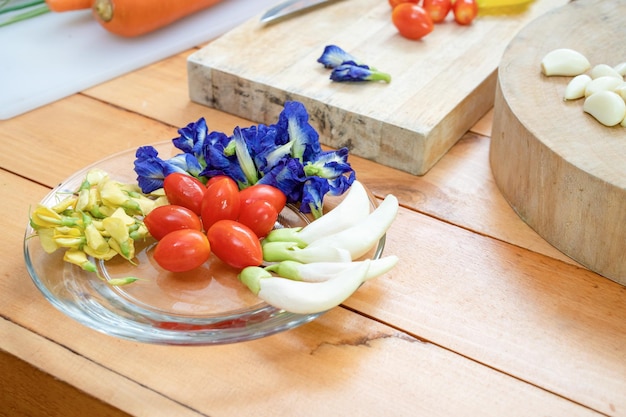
left=260, top=0, right=341, bottom=24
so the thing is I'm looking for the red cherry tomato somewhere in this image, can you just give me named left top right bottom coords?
left=423, top=0, right=452, bottom=23
left=239, top=184, right=287, bottom=214
left=206, top=175, right=230, bottom=188
left=388, top=0, right=418, bottom=9
left=392, top=4, right=434, bottom=40
left=207, top=220, right=263, bottom=269
left=453, top=0, right=478, bottom=25
left=163, top=173, right=206, bottom=216
left=238, top=199, right=278, bottom=238
left=153, top=229, right=211, bottom=272
left=200, top=177, right=240, bottom=231
left=144, top=205, right=203, bottom=241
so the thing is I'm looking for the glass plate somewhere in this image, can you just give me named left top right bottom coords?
left=23, top=142, right=385, bottom=345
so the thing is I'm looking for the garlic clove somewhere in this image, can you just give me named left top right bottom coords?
left=541, top=48, right=590, bottom=76
left=614, top=62, right=626, bottom=77
left=583, top=91, right=626, bottom=126
left=616, top=83, right=626, bottom=101
left=564, top=74, right=592, bottom=100
left=590, top=63, right=624, bottom=80
left=584, top=76, right=624, bottom=97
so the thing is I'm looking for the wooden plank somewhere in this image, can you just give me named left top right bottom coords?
left=0, top=319, right=203, bottom=417
left=187, top=0, right=569, bottom=175
left=0, top=283, right=604, bottom=417
left=81, top=51, right=576, bottom=265
left=0, top=95, right=174, bottom=188
left=346, top=205, right=626, bottom=416
left=1, top=168, right=620, bottom=415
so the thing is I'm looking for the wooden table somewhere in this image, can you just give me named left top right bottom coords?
left=1, top=45, right=625, bottom=417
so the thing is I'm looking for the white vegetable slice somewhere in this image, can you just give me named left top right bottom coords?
left=584, top=76, right=624, bottom=97
left=541, top=48, right=590, bottom=76
left=564, top=74, right=591, bottom=100
left=583, top=91, right=626, bottom=126
left=590, top=64, right=623, bottom=80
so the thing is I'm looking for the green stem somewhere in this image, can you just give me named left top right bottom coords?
left=0, top=3, right=49, bottom=27
left=0, top=0, right=45, bottom=14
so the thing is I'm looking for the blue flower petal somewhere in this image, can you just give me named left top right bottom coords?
left=134, top=146, right=168, bottom=193
left=258, top=158, right=307, bottom=204
left=317, top=45, right=362, bottom=69
left=164, top=153, right=204, bottom=178
left=304, top=147, right=354, bottom=178
left=330, top=63, right=391, bottom=83
left=173, top=117, right=208, bottom=156
left=300, top=176, right=330, bottom=217
left=275, top=101, right=322, bottom=162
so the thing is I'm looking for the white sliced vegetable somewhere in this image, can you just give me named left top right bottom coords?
left=541, top=48, right=590, bottom=76
left=584, top=76, right=624, bottom=97
left=262, top=241, right=352, bottom=263
left=590, top=64, right=623, bottom=80
left=564, top=74, right=591, bottom=100
left=265, top=180, right=371, bottom=247
left=306, top=194, right=398, bottom=260
left=583, top=91, right=626, bottom=127
left=239, top=261, right=371, bottom=314
left=265, top=255, right=399, bottom=283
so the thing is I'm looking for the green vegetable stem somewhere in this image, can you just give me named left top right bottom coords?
left=263, top=193, right=399, bottom=263
left=0, top=0, right=49, bottom=28
left=265, top=256, right=399, bottom=283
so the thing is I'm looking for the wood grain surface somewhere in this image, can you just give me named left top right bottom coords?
left=2, top=43, right=625, bottom=417
left=187, top=0, right=568, bottom=175
left=490, top=0, right=626, bottom=284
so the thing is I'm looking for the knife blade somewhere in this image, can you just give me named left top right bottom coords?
left=260, top=0, right=340, bottom=24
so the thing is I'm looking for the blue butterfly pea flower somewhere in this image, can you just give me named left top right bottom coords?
left=317, top=45, right=363, bottom=69
left=258, top=157, right=307, bottom=203
left=173, top=117, right=208, bottom=158
left=133, top=101, right=356, bottom=218
left=318, top=45, right=391, bottom=83
left=330, top=63, right=391, bottom=83
left=300, top=176, right=330, bottom=218
left=274, top=101, right=322, bottom=162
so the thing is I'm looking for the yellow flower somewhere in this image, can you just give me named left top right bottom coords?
left=84, top=223, right=110, bottom=255
left=50, top=195, right=77, bottom=213
left=103, top=216, right=134, bottom=260
left=99, top=179, right=142, bottom=214
left=63, top=249, right=97, bottom=273
left=37, top=228, right=58, bottom=253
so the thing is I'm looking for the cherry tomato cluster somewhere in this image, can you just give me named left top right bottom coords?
left=143, top=173, right=287, bottom=273
left=389, top=0, right=478, bottom=40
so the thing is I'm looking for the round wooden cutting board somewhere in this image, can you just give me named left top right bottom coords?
left=490, top=0, right=626, bottom=285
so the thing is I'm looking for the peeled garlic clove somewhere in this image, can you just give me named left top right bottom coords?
left=583, top=91, right=626, bottom=126
left=564, top=74, right=591, bottom=100
left=616, top=83, right=626, bottom=101
left=590, top=63, right=623, bottom=80
left=541, top=48, right=590, bottom=76
left=584, top=76, right=624, bottom=97
left=614, top=62, right=626, bottom=77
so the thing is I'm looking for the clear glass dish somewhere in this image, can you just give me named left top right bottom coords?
left=23, top=142, right=385, bottom=345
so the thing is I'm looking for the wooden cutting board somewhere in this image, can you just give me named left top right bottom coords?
left=187, top=0, right=568, bottom=175
left=490, top=0, right=626, bottom=285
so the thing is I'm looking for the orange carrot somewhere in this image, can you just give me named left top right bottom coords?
left=45, top=0, right=92, bottom=12
left=92, top=0, right=224, bottom=37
